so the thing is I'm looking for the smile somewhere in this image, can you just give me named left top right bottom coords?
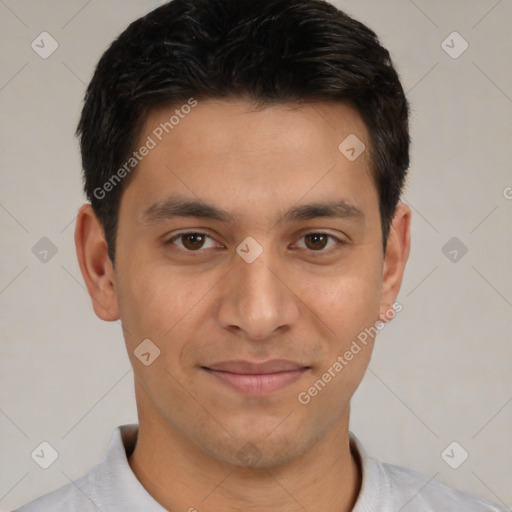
left=202, top=360, right=310, bottom=396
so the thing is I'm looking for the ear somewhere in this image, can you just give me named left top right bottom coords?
left=74, top=203, right=120, bottom=321
left=378, top=203, right=411, bottom=321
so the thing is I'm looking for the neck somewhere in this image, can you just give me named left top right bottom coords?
left=128, top=408, right=361, bottom=512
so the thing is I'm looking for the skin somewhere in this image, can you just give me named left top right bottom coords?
left=75, top=98, right=410, bottom=512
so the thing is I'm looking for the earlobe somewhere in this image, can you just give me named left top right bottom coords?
left=74, top=203, right=120, bottom=322
left=378, top=203, right=411, bottom=321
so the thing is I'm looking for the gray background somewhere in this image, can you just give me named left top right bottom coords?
left=0, top=0, right=511, bottom=510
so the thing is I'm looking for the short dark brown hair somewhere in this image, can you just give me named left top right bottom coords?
left=77, top=0, right=410, bottom=263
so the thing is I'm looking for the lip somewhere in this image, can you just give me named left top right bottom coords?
left=202, top=359, right=310, bottom=396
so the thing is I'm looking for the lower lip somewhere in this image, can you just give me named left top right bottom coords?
left=203, top=368, right=307, bottom=396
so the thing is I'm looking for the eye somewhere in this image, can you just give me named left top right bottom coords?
left=294, top=232, right=343, bottom=251
left=166, top=231, right=220, bottom=251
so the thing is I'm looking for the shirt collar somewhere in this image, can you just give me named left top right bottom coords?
left=90, top=424, right=167, bottom=511
left=349, top=432, right=382, bottom=511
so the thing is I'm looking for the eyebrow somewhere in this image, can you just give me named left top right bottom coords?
left=139, top=195, right=365, bottom=226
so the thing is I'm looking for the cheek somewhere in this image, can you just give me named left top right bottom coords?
left=299, top=275, right=379, bottom=411
left=115, top=259, right=221, bottom=348
left=299, top=260, right=383, bottom=336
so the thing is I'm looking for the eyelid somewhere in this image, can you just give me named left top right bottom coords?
left=291, top=231, right=347, bottom=251
left=165, top=229, right=224, bottom=250
left=164, top=229, right=348, bottom=252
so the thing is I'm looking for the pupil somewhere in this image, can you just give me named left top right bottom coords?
left=306, top=234, right=327, bottom=250
left=184, top=233, right=205, bottom=250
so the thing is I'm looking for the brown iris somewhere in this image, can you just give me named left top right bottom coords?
left=181, top=233, right=206, bottom=250
left=304, top=233, right=329, bottom=250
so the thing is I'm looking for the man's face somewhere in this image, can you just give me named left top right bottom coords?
left=109, top=99, right=404, bottom=467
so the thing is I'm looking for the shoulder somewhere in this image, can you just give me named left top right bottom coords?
left=349, top=433, right=507, bottom=512
left=377, top=460, right=507, bottom=511
left=10, top=472, right=99, bottom=512
left=11, top=424, right=155, bottom=512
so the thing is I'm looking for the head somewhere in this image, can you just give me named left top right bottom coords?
left=75, top=0, right=411, bottom=468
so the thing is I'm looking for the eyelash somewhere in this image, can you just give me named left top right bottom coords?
left=164, top=230, right=346, bottom=253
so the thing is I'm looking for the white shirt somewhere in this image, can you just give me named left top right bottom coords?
left=13, top=424, right=507, bottom=511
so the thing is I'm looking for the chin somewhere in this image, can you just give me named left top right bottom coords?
left=201, top=428, right=314, bottom=470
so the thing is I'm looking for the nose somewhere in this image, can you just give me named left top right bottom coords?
left=215, top=250, right=301, bottom=340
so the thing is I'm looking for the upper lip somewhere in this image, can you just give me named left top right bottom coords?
left=203, top=359, right=309, bottom=374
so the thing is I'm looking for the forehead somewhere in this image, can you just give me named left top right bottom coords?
left=120, top=98, right=376, bottom=223
left=140, top=98, right=369, bottom=157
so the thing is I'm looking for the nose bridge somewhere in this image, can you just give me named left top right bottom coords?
left=216, top=246, right=300, bottom=339
left=239, top=256, right=280, bottom=310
